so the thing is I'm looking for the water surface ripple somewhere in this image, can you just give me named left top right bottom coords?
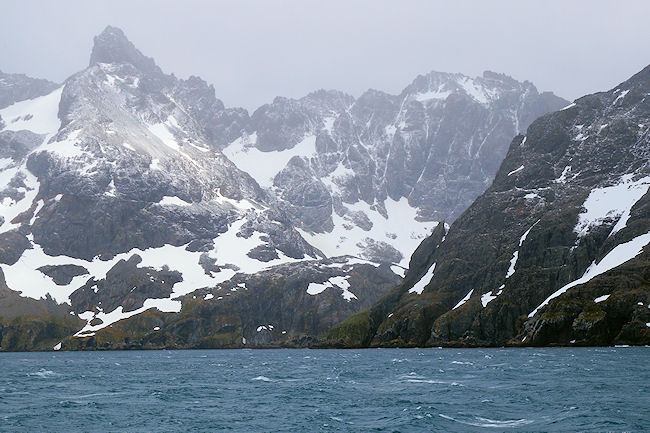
left=0, top=347, right=648, bottom=432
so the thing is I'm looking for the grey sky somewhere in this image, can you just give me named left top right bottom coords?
left=1, top=0, right=648, bottom=111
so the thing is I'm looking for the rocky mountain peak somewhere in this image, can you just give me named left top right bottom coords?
left=402, top=70, right=492, bottom=105
left=89, top=26, right=162, bottom=77
left=481, top=70, right=522, bottom=87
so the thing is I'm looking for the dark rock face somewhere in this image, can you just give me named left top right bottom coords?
left=0, top=231, right=31, bottom=265
left=0, top=314, right=81, bottom=351
left=69, top=255, right=181, bottom=314
left=38, top=264, right=89, bottom=286
left=273, top=157, right=333, bottom=232
left=0, top=130, right=45, bottom=161
left=0, top=70, right=58, bottom=110
left=357, top=64, right=650, bottom=347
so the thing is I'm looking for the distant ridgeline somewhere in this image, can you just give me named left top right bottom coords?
left=7, top=26, right=644, bottom=351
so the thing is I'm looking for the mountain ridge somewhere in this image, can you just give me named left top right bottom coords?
left=0, top=26, right=574, bottom=350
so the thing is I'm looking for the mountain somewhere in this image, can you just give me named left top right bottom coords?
left=225, top=70, right=567, bottom=264
left=336, top=64, right=650, bottom=348
left=0, top=26, right=566, bottom=350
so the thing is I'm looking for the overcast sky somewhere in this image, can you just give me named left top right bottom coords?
left=1, top=0, right=648, bottom=111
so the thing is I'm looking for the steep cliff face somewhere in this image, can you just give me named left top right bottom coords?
left=350, top=65, right=650, bottom=347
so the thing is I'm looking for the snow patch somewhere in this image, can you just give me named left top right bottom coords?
left=457, top=77, right=496, bottom=104
left=555, top=166, right=572, bottom=184
left=409, top=263, right=436, bottom=295
left=224, top=133, right=316, bottom=188
left=75, top=297, right=182, bottom=336
left=146, top=117, right=199, bottom=165
left=29, top=199, right=44, bottom=226
left=505, top=251, right=519, bottom=279
left=211, top=189, right=258, bottom=211
left=507, top=165, right=524, bottom=177
left=612, top=89, right=629, bottom=105
left=105, top=179, right=116, bottom=197
left=323, top=116, right=336, bottom=134
left=452, top=289, right=474, bottom=310
left=297, top=197, right=437, bottom=267
left=529, top=230, right=650, bottom=317
left=575, top=174, right=650, bottom=238
left=391, top=265, right=406, bottom=277
left=307, top=275, right=356, bottom=301
left=481, top=284, right=504, bottom=307
left=0, top=87, right=63, bottom=134
left=415, top=85, right=451, bottom=102
left=594, top=294, right=610, bottom=303
left=158, top=196, right=192, bottom=207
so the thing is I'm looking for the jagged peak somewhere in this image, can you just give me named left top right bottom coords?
left=304, top=88, right=354, bottom=103
left=482, top=70, right=523, bottom=86
left=357, top=88, right=394, bottom=101
left=399, top=69, right=557, bottom=105
left=89, top=26, right=162, bottom=76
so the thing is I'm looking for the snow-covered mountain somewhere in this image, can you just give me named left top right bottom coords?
left=225, top=68, right=567, bottom=265
left=0, top=26, right=566, bottom=349
left=342, top=64, right=650, bottom=347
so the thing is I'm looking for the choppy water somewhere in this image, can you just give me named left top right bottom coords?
left=0, top=347, right=648, bottom=432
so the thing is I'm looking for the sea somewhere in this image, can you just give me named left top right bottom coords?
left=0, top=347, right=648, bottom=432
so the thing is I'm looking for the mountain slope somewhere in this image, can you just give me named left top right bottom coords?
left=342, top=64, right=650, bottom=347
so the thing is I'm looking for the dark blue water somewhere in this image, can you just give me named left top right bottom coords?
left=0, top=348, right=648, bottom=432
